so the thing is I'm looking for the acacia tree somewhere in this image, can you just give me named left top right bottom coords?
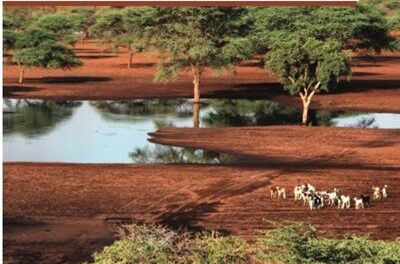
left=146, top=7, right=254, bottom=103
left=67, top=7, right=97, bottom=43
left=265, top=36, right=351, bottom=125
left=31, top=13, right=79, bottom=45
left=252, top=4, right=397, bottom=125
left=91, top=8, right=150, bottom=68
left=252, top=5, right=397, bottom=53
left=12, top=28, right=82, bottom=83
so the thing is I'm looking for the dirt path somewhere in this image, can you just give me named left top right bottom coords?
left=3, top=41, right=400, bottom=113
left=4, top=126, right=400, bottom=263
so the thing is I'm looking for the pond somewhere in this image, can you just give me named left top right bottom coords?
left=3, top=99, right=400, bottom=163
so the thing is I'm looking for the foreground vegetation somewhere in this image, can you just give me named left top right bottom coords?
left=88, top=223, right=400, bottom=264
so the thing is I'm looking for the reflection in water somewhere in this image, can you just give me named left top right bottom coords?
left=193, top=102, right=200, bottom=128
left=91, top=99, right=191, bottom=117
left=3, top=98, right=400, bottom=163
left=129, top=145, right=235, bottom=164
left=3, top=99, right=82, bottom=138
left=203, top=100, right=338, bottom=127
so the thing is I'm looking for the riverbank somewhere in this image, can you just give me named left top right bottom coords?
left=4, top=126, right=400, bottom=263
left=3, top=41, right=400, bottom=113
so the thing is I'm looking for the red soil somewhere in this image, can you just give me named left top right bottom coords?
left=3, top=40, right=400, bottom=263
left=3, top=41, right=400, bottom=113
left=4, top=126, right=400, bottom=263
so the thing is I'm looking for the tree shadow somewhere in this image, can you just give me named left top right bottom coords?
left=3, top=85, right=42, bottom=97
left=351, top=71, right=383, bottom=76
left=156, top=201, right=230, bottom=235
left=78, top=55, right=118, bottom=60
left=25, top=76, right=112, bottom=84
left=334, top=79, right=400, bottom=93
left=117, top=62, right=157, bottom=69
left=353, top=56, right=400, bottom=63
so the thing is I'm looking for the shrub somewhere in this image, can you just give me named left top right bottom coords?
left=255, top=222, right=400, bottom=264
left=88, top=224, right=249, bottom=264
left=88, top=222, right=399, bottom=264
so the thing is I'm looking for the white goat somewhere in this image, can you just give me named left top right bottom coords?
left=354, top=197, right=364, bottom=210
left=382, top=185, right=388, bottom=198
left=372, top=186, right=381, bottom=200
left=338, top=195, right=350, bottom=209
left=294, top=186, right=303, bottom=201
left=277, top=187, right=286, bottom=199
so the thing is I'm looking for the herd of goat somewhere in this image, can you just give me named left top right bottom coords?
left=269, top=184, right=389, bottom=210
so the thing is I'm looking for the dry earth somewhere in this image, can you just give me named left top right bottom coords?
left=4, top=126, right=400, bottom=263
left=3, top=41, right=400, bottom=113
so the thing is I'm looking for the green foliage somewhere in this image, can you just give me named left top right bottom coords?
left=251, top=5, right=397, bottom=53
left=14, top=27, right=56, bottom=48
left=190, top=233, right=248, bottom=264
left=90, top=8, right=150, bottom=54
left=264, top=35, right=351, bottom=96
left=13, top=28, right=82, bottom=69
left=3, top=30, right=16, bottom=53
left=256, top=222, right=400, bottom=264
left=89, top=223, right=400, bottom=264
left=89, top=224, right=248, bottom=264
left=3, top=7, right=33, bottom=30
left=31, top=13, right=79, bottom=45
left=91, top=9, right=125, bottom=43
left=67, top=7, right=96, bottom=34
left=388, top=12, right=400, bottom=30
left=146, top=7, right=254, bottom=82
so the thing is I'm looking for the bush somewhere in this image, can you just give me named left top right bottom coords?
left=88, top=223, right=400, bottom=264
left=88, top=225, right=249, bottom=264
left=255, top=222, right=400, bottom=264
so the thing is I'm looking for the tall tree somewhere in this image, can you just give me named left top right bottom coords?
left=91, top=8, right=150, bottom=68
left=31, top=13, right=79, bottom=45
left=252, top=5, right=397, bottom=125
left=265, top=35, right=351, bottom=125
left=67, top=7, right=97, bottom=42
left=146, top=7, right=254, bottom=103
left=12, top=27, right=82, bottom=83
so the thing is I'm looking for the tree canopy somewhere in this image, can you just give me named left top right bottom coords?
left=251, top=5, right=397, bottom=53
left=251, top=5, right=397, bottom=125
left=12, top=27, right=82, bottom=83
left=31, top=13, right=79, bottom=45
left=145, top=7, right=254, bottom=104
left=265, top=35, right=351, bottom=125
left=90, top=8, right=151, bottom=68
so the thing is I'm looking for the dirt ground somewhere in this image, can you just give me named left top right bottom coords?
left=3, top=40, right=400, bottom=113
left=3, top=40, right=400, bottom=263
left=4, top=126, right=400, bottom=263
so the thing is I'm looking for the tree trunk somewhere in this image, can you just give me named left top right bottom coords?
left=301, top=99, right=310, bottom=126
left=192, top=102, right=200, bottom=128
left=191, top=65, right=202, bottom=103
left=19, top=66, right=25, bottom=83
left=128, top=51, right=133, bottom=69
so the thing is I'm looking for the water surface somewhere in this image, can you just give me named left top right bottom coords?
left=3, top=99, right=400, bottom=163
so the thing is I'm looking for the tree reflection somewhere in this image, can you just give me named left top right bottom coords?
left=202, top=99, right=343, bottom=127
left=3, top=99, right=81, bottom=138
left=129, top=145, right=234, bottom=164
left=129, top=119, right=235, bottom=164
left=91, top=99, right=190, bottom=116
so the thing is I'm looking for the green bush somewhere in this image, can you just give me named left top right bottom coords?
left=88, top=223, right=400, bottom=264
left=88, top=225, right=249, bottom=264
left=255, top=222, right=400, bottom=264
